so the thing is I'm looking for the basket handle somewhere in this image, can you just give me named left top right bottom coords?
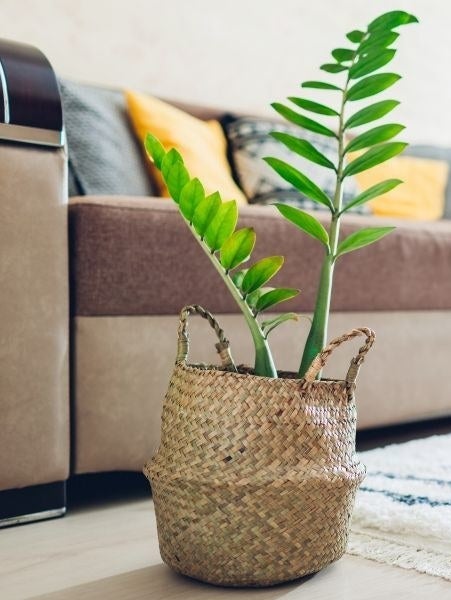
left=304, top=327, right=375, bottom=385
left=176, top=305, right=237, bottom=372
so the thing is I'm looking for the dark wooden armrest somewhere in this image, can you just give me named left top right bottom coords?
left=0, top=38, right=63, bottom=147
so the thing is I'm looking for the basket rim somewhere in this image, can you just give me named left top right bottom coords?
left=178, top=361, right=349, bottom=388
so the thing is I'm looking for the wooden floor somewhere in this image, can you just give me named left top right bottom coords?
left=1, top=493, right=450, bottom=600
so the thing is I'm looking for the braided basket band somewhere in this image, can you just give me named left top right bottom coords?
left=304, top=327, right=376, bottom=387
left=176, top=305, right=375, bottom=386
left=176, top=305, right=237, bottom=372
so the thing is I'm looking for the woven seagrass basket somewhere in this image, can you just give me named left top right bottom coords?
left=144, top=305, right=375, bottom=587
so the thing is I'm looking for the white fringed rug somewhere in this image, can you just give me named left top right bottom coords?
left=348, top=434, right=451, bottom=581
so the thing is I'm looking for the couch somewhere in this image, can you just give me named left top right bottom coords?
left=1, top=40, right=451, bottom=526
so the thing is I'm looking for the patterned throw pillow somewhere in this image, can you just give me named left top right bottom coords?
left=60, top=80, right=155, bottom=197
left=221, top=114, right=367, bottom=213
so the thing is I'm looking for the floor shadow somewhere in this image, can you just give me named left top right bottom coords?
left=31, top=563, right=318, bottom=600
left=356, top=416, right=451, bottom=451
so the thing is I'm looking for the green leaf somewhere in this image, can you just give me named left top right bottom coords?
left=204, top=200, right=238, bottom=251
left=179, top=178, right=205, bottom=222
left=320, top=63, right=348, bottom=73
left=255, top=288, right=299, bottom=313
left=346, top=30, right=365, bottom=43
left=340, top=179, right=402, bottom=213
left=302, top=81, right=341, bottom=91
left=246, top=287, right=273, bottom=309
left=344, top=124, right=405, bottom=153
left=274, top=203, right=329, bottom=247
left=271, top=103, right=337, bottom=138
left=345, top=100, right=399, bottom=129
left=261, top=313, right=299, bottom=337
left=358, top=31, right=399, bottom=54
left=331, top=48, right=356, bottom=62
left=264, top=157, right=333, bottom=209
left=346, top=73, right=401, bottom=101
left=144, top=133, right=165, bottom=169
left=161, top=148, right=184, bottom=180
left=349, top=49, right=396, bottom=79
left=336, top=227, right=395, bottom=258
left=270, top=132, right=336, bottom=170
left=192, top=191, right=221, bottom=238
left=230, top=269, right=247, bottom=288
left=242, top=256, right=284, bottom=295
left=165, top=161, right=190, bottom=203
left=343, top=142, right=407, bottom=177
left=220, top=227, right=256, bottom=271
left=368, top=11, right=418, bottom=32
left=288, top=96, right=338, bottom=116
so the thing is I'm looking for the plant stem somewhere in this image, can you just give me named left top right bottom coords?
left=298, top=216, right=339, bottom=377
left=299, top=65, right=352, bottom=378
left=183, top=216, right=278, bottom=378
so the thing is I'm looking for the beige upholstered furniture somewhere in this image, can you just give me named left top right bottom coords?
left=69, top=197, right=451, bottom=475
left=0, top=40, right=69, bottom=525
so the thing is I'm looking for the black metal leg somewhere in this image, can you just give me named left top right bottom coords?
left=0, top=481, right=66, bottom=528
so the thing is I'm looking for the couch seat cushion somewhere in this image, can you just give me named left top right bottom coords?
left=69, top=197, right=451, bottom=315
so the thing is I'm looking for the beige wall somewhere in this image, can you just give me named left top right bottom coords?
left=0, top=0, right=449, bottom=145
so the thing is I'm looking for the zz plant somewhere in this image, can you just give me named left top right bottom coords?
left=145, top=136, right=299, bottom=378
left=145, top=9, right=417, bottom=380
left=266, top=9, right=418, bottom=376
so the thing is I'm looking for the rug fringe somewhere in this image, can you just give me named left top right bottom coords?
left=348, top=531, right=451, bottom=581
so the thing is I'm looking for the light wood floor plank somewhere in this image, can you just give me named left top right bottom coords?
left=0, top=499, right=449, bottom=600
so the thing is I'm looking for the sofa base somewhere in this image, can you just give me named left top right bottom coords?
left=0, top=481, right=66, bottom=528
left=73, top=311, right=451, bottom=474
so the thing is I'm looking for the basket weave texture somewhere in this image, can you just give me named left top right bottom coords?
left=144, top=305, right=374, bottom=587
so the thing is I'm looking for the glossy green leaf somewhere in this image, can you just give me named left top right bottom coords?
left=368, top=10, right=418, bottom=32
left=144, top=133, right=165, bottom=169
left=179, top=178, right=205, bottom=222
left=341, top=179, right=402, bottom=213
left=261, top=313, right=299, bottom=337
left=346, top=73, right=401, bottom=101
left=346, top=30, right=365, bottom=43
left=332, top=48, right=356, bottom=62
left=358, top=31, right=399, bottom=54
left=192, top=191, right=221, bottom=237
left=165, top=161, right=190, bottom=203
left=302, top=81, right=341, bottom=91
left=204, top=200, right=238, bottom=251
left=343, top=142, right=407, bottom=177
left=264, top=157, right=333, bottom=209
left=230, top=268, right=247, bottom=288
left=255, top=288, right=300, bottom=312
left=349, top=49, right=396, bottom=79
left=320, top=63, right=348, bottom=73
left=242, top=256, right=284, bottom=295
left=344, top=124, right=405, bottom=153
left=288, top=96, right=338, bottom=116
left=271, top=103, right=337, bottom=138
left=274, top=203, right=329, bottom=247
left=270, top=132, right=336, bottom=170
left=161, top=148, right=184, bottom=180
left=246, top=287, right=273, bottom=309
left=220, top=227, right=256, bottom=271
left=336, top=227, right=395, bottom=258
left=345, top=100, right=399, bottom=129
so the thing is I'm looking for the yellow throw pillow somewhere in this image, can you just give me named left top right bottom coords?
left=350, top=153, right=449, bottom=220
left=126, top=90, right=247, bottom=205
